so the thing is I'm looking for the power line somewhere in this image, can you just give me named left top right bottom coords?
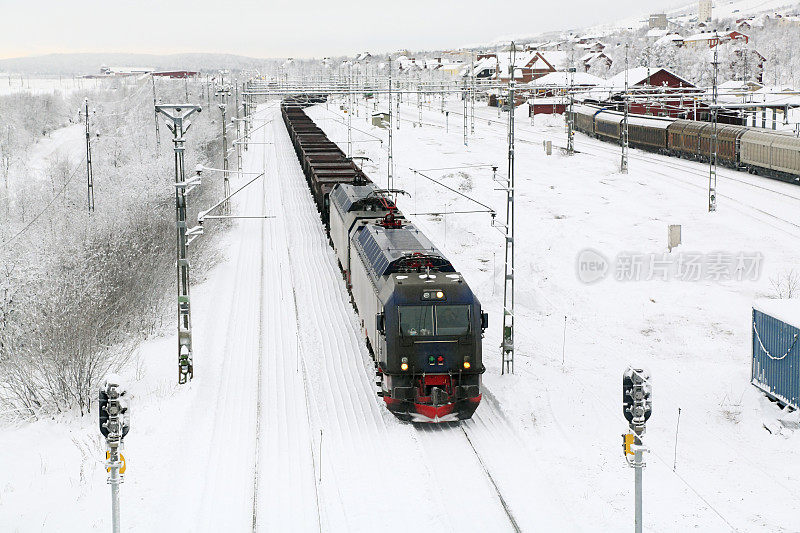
left=0, top=155, right=86, bottom=247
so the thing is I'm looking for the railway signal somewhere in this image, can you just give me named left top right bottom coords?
left=99, top=374, right=130, bottom=533
left=622, top=367, right=651, bottom=533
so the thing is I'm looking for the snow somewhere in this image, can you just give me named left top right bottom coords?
left=3, top=94, right=800, bottom=532
left=0, top=75, right=104, bottom=96
left=606, top=67, right=694, bottom=89
left=753, top=298, right=800, bottom=327
left=305, top=95, right=800, bottom=531
left=655, top=33, right=685, bottom=46
left=586, top=0, right=799, bottom=36
left=530, top=71, right=605, bottom=87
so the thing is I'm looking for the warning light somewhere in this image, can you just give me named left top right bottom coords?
left=463, top=361, right=471, bottom=369
left=437, top=356, right=444, bottom=365
left=428, top=356, right=435, bottom=365
left=401, top=357, right=409, bottom=371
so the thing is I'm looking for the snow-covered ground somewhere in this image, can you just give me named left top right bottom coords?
left=306, top=95, right=800, bottom=532
left=1, top=95, right=799, bottom=532
left=589, top=0, right=799, bottom=33
left=0, top=75, right=105, bottom=97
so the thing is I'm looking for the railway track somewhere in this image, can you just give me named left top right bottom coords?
left=460, top=425, right=522, bottom=532
left=366, top=98, right=800, bottom=237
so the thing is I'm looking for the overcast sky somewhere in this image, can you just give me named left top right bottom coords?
left=0, top=0, right=689, bottom=59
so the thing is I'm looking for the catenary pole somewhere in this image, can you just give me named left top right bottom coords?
left=388, top=56, right=394, bottom=190
left=621, top=44, right=630, bottom=174
left=155, top=104, right=202, bottom=384
left=84, top=98, right=95, bottom=212
left=152, top=76, right=160, bottom=149
left=501, top=42, right=516, bottom=375
left=709, top=32, right=719, bottom=212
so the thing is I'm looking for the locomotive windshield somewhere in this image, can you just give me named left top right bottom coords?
left=435, top=305, right=471, bottom=335
left=399, top=305, right=470, bottom=336
left=399, top=305, right=434, bottom=336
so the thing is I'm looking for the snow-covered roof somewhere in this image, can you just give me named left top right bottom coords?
left=753, top=298, right=800, bottom=328
left=606, top=67, right=693, bottom=89
left=108, top=66, right=153, bottom=73
left=683, top=32, right=717, bottom=42
left=647, top=28, right=669, bottom=38
left=465, top=56, right=498, bottom=77
left=535, top=51, right=570, bottom=71
left=496, top=51, right=538, bottom=76
left=530, top=96, right=568, bottom=105
left=684, top=31, right=746, bottom=43
left=530, top=71, right=604, bottom=87
left=654, top=33, right=684, bottom=46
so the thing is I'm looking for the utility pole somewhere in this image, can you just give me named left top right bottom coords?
left=709, top=34, right=719, bottom=212
left=235, top=81, right=242, bottom=179
left=216, top=87, right=232, bottom=215
left=84, top=98, right=95, bottom=212
left=463, top=78, right=468, bottom=146
left=567, top=67, right=576, bottom=154
left=470, top=49, right=476, bottom=135
left=501, top=42, right=516, bottom=375
left=220, top=102, right=230, bottom=214
left=347, top=65, right=353, bottom=158
left=152, top=75, right=160, bottom=149
left=243, top=81, right=250, bottom=152
left=155, top=104, right=202, bottom=384
left=396, top=79, right=400, bottom=130
left=388, top=56, right=394, bottom=190
left=418, top=79, right=423, bottom=126
left=622, top=368, right=652, bottom=533
left=621, top=44, right=630, bottom=174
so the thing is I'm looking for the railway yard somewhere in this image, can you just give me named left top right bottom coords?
left=1, top=73, right=800, bottom=531
left=6, top=0, right=800, bottom=527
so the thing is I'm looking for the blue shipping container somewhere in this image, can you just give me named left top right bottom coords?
left=752, top=299, right=800, bottom=409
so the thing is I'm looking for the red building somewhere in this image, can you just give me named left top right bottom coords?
left=152, top=70, right=199, bottom=79
left=607, top=68, right=700, bottom=118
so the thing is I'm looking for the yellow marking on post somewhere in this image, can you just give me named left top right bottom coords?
left=106, top=451, right=127, bottom=474
left=623, top=433, right=634, bottom=456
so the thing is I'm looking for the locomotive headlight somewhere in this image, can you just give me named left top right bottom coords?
left=436, top=291, right=444, bottom=299
left=463, top=361, right=471, bottom=369
left=401, top=357, right=409, bottom=371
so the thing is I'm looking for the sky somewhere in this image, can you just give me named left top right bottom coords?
left=0, top=0, right=691, bottom=59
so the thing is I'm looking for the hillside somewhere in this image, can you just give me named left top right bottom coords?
left=0, top=52, right=272, bottom=75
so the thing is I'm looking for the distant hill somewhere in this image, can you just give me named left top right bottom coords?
left=587, top=0, right=798, bottom=34
left=0, top=52, right=276, bottom=75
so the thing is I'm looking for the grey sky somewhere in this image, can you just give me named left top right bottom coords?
left=1, top=0, right=689, bottom=59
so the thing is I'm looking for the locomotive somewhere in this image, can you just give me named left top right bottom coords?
left=282, top=101, right=487, bottom=422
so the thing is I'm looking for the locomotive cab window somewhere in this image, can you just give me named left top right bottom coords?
left=436, top=305, right=471, bottom=336
left=399, top=305, right=434, bottom=336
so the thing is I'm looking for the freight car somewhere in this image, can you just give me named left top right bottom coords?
left=282, top=105, right=368, bottom=222
left=282, top=101, right=487, bottom=422
left=570, top=105, right=800, bottom=184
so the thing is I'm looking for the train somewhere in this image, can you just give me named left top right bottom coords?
left=568, top=104, right=800, bottom=184
left=281, top=101, right=487, bottom=422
